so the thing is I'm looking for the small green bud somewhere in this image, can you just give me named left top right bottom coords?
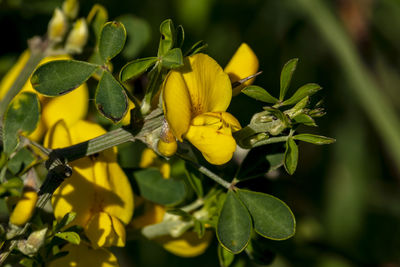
left=48, top=8, right=68, bottom=43
left=62, top=0, right=79, bottom=20
left=65, top=18, right=88, bottom=54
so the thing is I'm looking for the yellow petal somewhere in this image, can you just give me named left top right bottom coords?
left=157, top=231, right=213, bottom=258
left=159, top=162, right=170, bottom=179
left=86, top=212, right=125, bottom=248
left=0, top=50, right=30, bottom=100
left=48, top=243, right=119, bottom=267
left=101, top=161, right=134, bottom=225
left=28, top=119, right=45, bottom=142
left=44, top=120, right=72, bottom=148
left=121, top=99, right=136, bottom=126
left=139, top=148, right=158, bottom=168
left=224, top=43, right=259, bottom=95
left=9, top=190, right=38, bottom=226
left=131, top=202, right=166, bottom=229
left=162, top=69, right=192, bottom=141
left=181, top=54, right=232, bottom=115
left=41, top=83, right=89, bottom=129
left=192, top=112, right=241, bottom=132
left=157, top=139, right=177, bottom=157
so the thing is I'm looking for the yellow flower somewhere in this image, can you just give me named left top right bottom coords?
left=48, top=243, right=119, bottom=267
left=9, top=189, right=38, bottom=226
left=0, top=51, right=89, bottom=141
left=44, top=119, right=134, bottom=248
left=224, top=43, right=259, bottom=95
left=162, top=53, right=242, bottom=165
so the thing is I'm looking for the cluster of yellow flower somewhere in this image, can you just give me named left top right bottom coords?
left=1, top=41, right=258, bottom=265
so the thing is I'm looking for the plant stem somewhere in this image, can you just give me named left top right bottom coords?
left=186, top=161, right=231, bottom=190
left=252, top=135, right=288, bottom=148
left=293, top=0, right=400, bottom=170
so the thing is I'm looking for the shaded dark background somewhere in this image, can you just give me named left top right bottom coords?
left=1, top=0, right=400, bottom=266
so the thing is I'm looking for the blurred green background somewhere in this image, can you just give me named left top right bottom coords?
left=1, top=0, right=400, bottom=266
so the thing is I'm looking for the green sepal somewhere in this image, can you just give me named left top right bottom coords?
left=185, top=40, right=208, bottom=56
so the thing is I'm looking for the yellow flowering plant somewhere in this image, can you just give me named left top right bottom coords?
left=0, top=1, right=335, bottom=266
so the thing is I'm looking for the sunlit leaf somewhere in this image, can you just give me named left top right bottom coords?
left=242, top=86, right=278, bottom=104
left=31, top=60, right=98, bottom=96
left=161, top=48, right=183, bottom=69
left=293, top=134, right=336, bottom=145
left=237, top=189, right=295, bottom=240
left=55, top=231, right=80, bottom=245
left=120, top=57, right=158, bottom=82
left=280, top=58, right=298, bottom=101
left=3, top=92, right=40, bottom=155
left=217, top=191, right=252, bottom=254
left=281, top=83, right=322, bottom=106
left=158, top=19, right=175, bottom=57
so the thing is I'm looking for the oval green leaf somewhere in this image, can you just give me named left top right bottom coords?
left=3, top=92, right=40, bottom=155
left=95, top=71, right=128, bottom=123
left=31, top=60, right=98, bottom=96
left=55, top=232, right=81, bottom=245
left=158, top=19, right=175, bottom=57
left=281, top=83, right=322, bottom=106
left=99, top=21, right=127, bottom=61
left=293, top=114, right=317, bottom=127
left=293, top=134, right=336, bottom=145
left=242, top=85, right=278, bottom=103
left=237, top=189, right=296, bottom=240
left=280, top=58, right=299, bottom=101
left=161, top=48, right=183, bottom=69
left=134, top=169, right=186, bottom=205
left=217, top=191, right=252, bottom=254
left=119, top=57, right=158, bottom=82
left=284, top=137, right=298, bottom=175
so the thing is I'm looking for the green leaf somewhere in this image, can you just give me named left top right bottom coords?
left=120, top=57, right=158, bottom=82
left=55, top=232, right=80, bottom=245
left=118, top=15, right=151, bottom=59
left=237, top=189, right=296, bottom=240
left=184, top=162, right=204, bottom=198
left=99, top=21, right=126, bottom=61
left=293, top=113, right=317, bottom=127
left=158, top=19, right=175, bottom=57
left=284, top=138, right=298, bottom=175
left=185, top=40, right=208, bottom=56
left=55, top=212, right=77, bottom=232
left=176, top=25, right=185, bottom=48
left=281, top=83, right=322, bottom=106
left=280, top=58, right=298, bottom=101
left=7, top=148, right=36, bottom=174
left=3, top=92, right=40, bottom=155
left=134, top=169, right=186, bottom=205
left=293, top=134, right=336, bottom=145
left=242, top=86, right=278, bottom=103
left=161, top=48, right=183, bottom=69
left=95, top=71, right=128, bottom=122
left=2, top=177, right=23, bottom=189
left=218, top=244, right=235, bottom=267
left=31, top=60, right=98, bottom=96
left=217, top=191, right=252, bottom=254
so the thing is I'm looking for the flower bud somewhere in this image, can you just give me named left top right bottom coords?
left=65, top=18, right=88, bottom=54
left=9, top=189, right=38, bottom=226
left=157, top=120, right=177, bottom=157
left=48, top=8, right=68, bottom=43
left=62, top=0, right=79, bottom=20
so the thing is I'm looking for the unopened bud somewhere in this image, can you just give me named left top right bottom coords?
left=48, top=8, right=68, bottom=43
left=9, top=188, right=38, bottom=226
left=62, top=0, right=79, bottom=20
left=65, top=18, right=88, bottom=54
left=157, top=120, right=177, bottom=157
